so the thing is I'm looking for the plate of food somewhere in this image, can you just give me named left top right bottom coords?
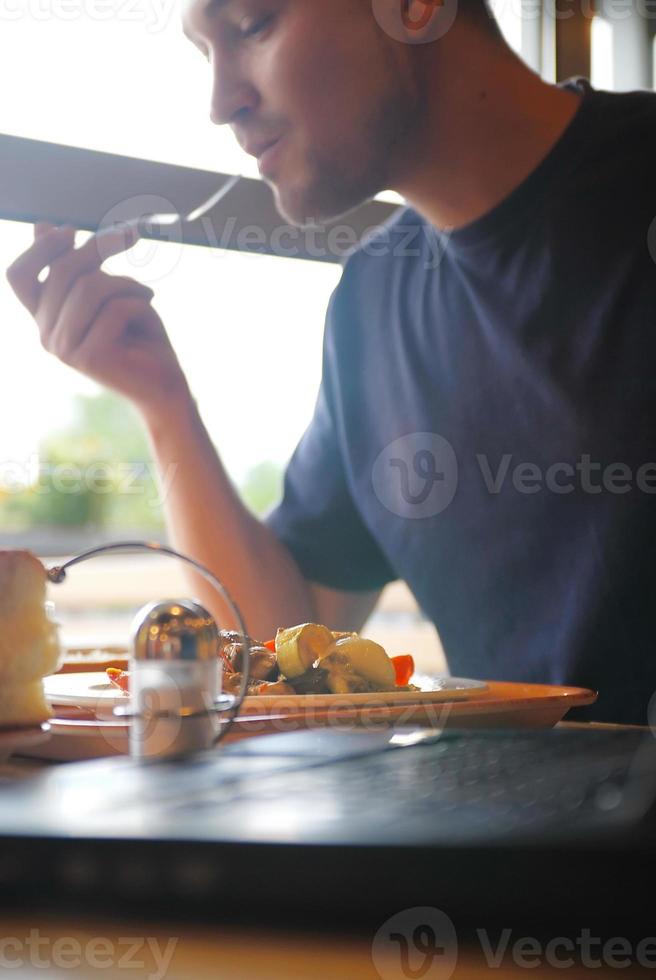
left=45, top=623, right=487, bottom=714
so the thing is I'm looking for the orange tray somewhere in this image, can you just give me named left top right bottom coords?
left=222, top=682, right=598, bottom=741
left=27, top=681, right=597, bottom=761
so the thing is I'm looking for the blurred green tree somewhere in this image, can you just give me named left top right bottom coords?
left=0, top=392, right=164, bottom=531
left=0, top=391, right=285, bottom=532
left=240, top=460, right=284, bottom=517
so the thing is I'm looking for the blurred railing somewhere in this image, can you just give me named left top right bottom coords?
left=43, top=553, right=447, bottom=676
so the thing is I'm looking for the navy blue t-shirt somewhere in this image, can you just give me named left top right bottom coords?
left=267, top=80, right=656, bottom=725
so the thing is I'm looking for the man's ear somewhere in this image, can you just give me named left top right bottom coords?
left=371, top=0, right=458, bottom=45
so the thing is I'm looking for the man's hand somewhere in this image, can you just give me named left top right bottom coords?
left=6, top=223, right=189, bottom=418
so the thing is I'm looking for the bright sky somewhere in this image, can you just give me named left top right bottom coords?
left=0, top=1, right=567, bottom=487
left=0, top=4, right=342, bottom=482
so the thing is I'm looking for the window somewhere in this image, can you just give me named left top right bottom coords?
left=0, top=5, right=249, bottom=174
left=490, top=0, right=524, bottom=55
left=591, top=15, right=614, bottom=91
left=1, top=0, right=529, bottom=667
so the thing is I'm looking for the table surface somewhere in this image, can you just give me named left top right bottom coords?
left=0, top=913, right=650, bottom=978
left=1, top=721, right=652, bottom=977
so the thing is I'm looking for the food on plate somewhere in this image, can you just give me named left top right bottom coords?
left=58, top=647, right=129, bottom=674
left=319, top=636, right=397, bottom=694
left=106, top=622, right=416, bottom=699
left=274, top=623, right=334, bottom=678
left=106, top=667, right=129, bottom=693
left=0, top=550, right=61, bottom=727
left=391, top=654, right=415, bottom=687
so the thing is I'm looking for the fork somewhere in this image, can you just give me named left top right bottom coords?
left=97, top=173, right=241, bottom=238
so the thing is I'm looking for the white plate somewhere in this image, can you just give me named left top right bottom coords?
left=32, top=719, right=128, bottom=761
left=247, top=674, right=487, bottom=712
left=0, top=724, right=51, bottom=763
left=44, top=671, right=487, bottom=714
left=45, top=672, right=129, bottom=709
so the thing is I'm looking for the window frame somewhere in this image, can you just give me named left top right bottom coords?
left=0, top=133, right=398, bottom=264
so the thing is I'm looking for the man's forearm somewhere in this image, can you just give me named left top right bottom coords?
left=142, top=392, right=318, bottom=638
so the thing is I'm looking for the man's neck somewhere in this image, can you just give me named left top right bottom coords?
left=395, top=28, right=582, bottom=231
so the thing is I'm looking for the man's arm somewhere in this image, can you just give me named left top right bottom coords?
left=6, top=224, right=381, bottom=638
left=144, top=392, right=381, bottom=636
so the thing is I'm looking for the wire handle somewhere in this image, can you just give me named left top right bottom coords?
left=47, top=540, right=251, bottom=746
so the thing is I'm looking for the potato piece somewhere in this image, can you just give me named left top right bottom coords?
left=329, top=636, right=396, bottom=691
left=325, top=667, right=370, bottom=695
left=275, top=623, right=334, bottom=679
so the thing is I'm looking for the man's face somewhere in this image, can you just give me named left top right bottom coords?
left=182, top=0, right=425, bottom=225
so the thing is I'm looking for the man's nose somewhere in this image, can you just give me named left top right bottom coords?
left=209, top=58, right=258, bottom=126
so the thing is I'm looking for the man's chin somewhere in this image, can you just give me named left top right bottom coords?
left=271, top=180, right=370, bottom=229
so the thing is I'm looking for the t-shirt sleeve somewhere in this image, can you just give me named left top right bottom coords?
left=265, top=291, right=397, bottom=593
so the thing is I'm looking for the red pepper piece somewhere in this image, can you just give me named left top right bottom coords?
left=391, top=654, right=415, bottom=687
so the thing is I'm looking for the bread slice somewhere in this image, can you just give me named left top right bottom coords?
left=0, top=679, right=53, bottom=728
left=0, top=550, right=61, bottom=726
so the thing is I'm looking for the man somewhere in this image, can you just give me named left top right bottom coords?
left=7, top=1, right=656, bottom=723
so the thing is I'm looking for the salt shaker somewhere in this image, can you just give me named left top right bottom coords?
left=48, top=541, right=251, bottom=759
left=129, top=598, right=224, bottom=760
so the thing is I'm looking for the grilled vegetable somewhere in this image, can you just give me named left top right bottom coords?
left=392, top=654, right=415, bottom=687
left=321, top=636, right=396, bottom=691
left=223, top=673, right=294, bottom=697
left=225, top=643, right=279, bottom=681
left=288, top=666, right=330, bottom=695
left=106, top=667, right=129, bottom=693
left=275, top=623, right=334, bottom=678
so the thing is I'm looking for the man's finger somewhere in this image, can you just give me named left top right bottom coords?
left=73, top=295, right=160, bottom=373
left=84, top=223, right=143, bottom=265
left=34, top=222, right=56, bottom=240
left=6, top=226, right=76, bottom=314
left=48, top=273, right=154, bottom=360
left=35, top=226, right=143, bottom=341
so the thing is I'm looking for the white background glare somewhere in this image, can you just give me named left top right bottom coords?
left=0, top=0, right=551, bottom=489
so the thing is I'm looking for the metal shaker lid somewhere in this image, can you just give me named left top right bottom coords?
left=131, top=599, right=218, bottom=662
